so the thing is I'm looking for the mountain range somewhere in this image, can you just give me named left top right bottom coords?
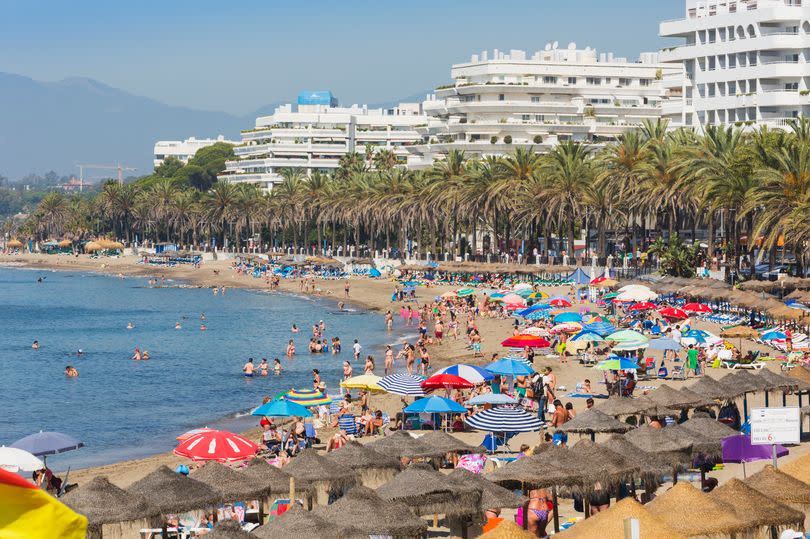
left=0, top=72, right=428, bottom=181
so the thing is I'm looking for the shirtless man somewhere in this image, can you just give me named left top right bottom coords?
left=550, top=400, right=568, bottom=428
left=434, top=318, right=444, bottom=344
left=243, top=358, right=255, bottom=377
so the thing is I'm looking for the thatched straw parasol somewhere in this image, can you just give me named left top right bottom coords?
left=568, top=439, right=639, bottom=486
left=647, top=384, right=704, bottom=410
left=789, top=366, right=810, bottom=389
left=664, top=425, right=723, bottom=460
left=413, top=430, right=482, bottom=455
left=204, top=520, right=254, bottom=539
left=447, top=468, right=527, bottom=510
left=254, top=505, right=334, bottom=539
left=719, top=370, right=769, bottom=397
left=325, top=441, right=401, bottom=488
left=593, top=396, right=673, bottom=418
left=647, top=482, right=747, bottom=536
left=190, top=461, right=272, bottom=502
left=240, top=457, right=313, bottom=497
left=745, top=465, right=810, bottom=526
left=313, top=486, right=428, bottom=539
left=557, top=409, right=633, bottom=438
left=57, top=239, right=72, bottom=247
left=126, top=465, right=220, bottom=514
left=478, top=519, right=537, bottom=539
left=556, top=498, right=686, bottom=539
left=84, top=241, right=103, bottom=252
left=365, top=430, right=440, bottom=459
left=599, top=435, right=670, bottom=482
left=757, top=369, right=801, bottom=392
left=710, top=478, right=804, bottom=532
left=376, top=463, right=481, bottom=517
left=779, top=452, right=810, bottom=485
left=61, top=476, right=161, bottom=539
left=686, top=375, right=736, bottom=400
left=624, top=425, right=693, bottom=468
left=6, top=239, right=23, bottom=248
left=678, top=416, right=738, bottom=442
left=282, top=449, right=357, bottom=505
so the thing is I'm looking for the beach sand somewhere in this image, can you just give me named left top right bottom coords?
left=6, top=252, right=810, bottom=509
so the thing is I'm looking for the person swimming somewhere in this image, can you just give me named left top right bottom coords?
left=200, top=313, right=206, bottom=320
left=200, top=324, right=207, bottom=331
left=142, top=351, right=150, bottom=360
left=259, top=358, right=269, bottom=376
left=273, top=358, right=282, bottom=375
left=126, top=322, right=134, bottom=330
left=77, top=349, right=84, bottom=356
left=132, top=347, right=141, bottom=361
left=31, top=340, right=39, bottom=350
left=243, top=358, right=255, bottom=377
left=291, top=324, right=299, bottom=333
left=64, top=366, right=78, bottom=377
left=175, top=322, right=182, bottom=329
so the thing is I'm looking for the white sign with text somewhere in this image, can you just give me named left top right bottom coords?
left=750, top=407, right=800, bottom=446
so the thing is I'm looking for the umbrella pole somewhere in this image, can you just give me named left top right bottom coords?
left=765, top=390, right=769, bottom=407
left=552, top=486, right=560, bottom=533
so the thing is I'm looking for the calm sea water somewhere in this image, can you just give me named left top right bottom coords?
left=0, top=267, right=408, bottom=470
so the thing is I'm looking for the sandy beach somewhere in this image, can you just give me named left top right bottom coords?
left=5, top=252, right=809, bottom=502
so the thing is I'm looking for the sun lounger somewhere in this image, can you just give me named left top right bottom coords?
left=727, top=361, right=765, bottom=370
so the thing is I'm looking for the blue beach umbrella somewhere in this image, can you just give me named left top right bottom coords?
left=379, top=373, right=426, bottom=396
left=682, top=329, right=711, bottom=339
left=553, top=312, right=583, bottom=324
left=435, top=364, right=494, bottom=383
left=761, top=330, right=787, bottom=341
left=485, top=357, right=535, bottom=377
left=10, top=431, right=84, bottom=457
left=252, top=398, right=312, bottom=418
left=647, top=338, right=682, bottom=351
left=570, top=330, right=605, bottom=343
left=583, top=321, right=616, bottom=337
left=524, top=310, right=550, bottom=321
left=467, top=394, right=518, bottom=406
left=403, top=396, right=466, bottom=414
left=596, top=355, right=640, bottom=371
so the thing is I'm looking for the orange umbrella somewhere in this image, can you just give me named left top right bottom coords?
left=501, top=335, right=551, bottom=348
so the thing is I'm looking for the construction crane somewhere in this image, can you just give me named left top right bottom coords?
left=75, top=163, right=137, bottom=190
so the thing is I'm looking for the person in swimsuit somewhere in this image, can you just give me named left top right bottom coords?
left=126, top=322, right=134, bottom=330
left=142, top=351, right=150, bottom=360
left=31, top=340, right=39, bottom=350
left=259, top=358, right=269, bottom=376
left=200, top=324, right=207, bottom=331
left=385, top=311, right=393, bottom=331
left=291, top=324, right=299, bottom=333
left=273, top=358, right=282, bottom=375
left=434, top=318, right=444, bottom=344
left=286, top=340, right=295, bottom=357
left=64, top=366, right=78, bottom=377
left=364, top=355, right=375, bottom=375
left=175, top=322, right=181, bottom=329
left=132, top=347, right=141, bottom=361
left=342, top=361, right=353, bottom=380
left=526, top=488, right=552, bottom=537
left=243, top=358, right=255, bottom=377
left=384, top=345, right=394, bottom=375
left=312, top=369, right=321, bottom=389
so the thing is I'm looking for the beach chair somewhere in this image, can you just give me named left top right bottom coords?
left=338, top=414, right=357, bottom=436
left=670, top=365, right=685, bottom=380
left=482, top=432, right=517, bottom=453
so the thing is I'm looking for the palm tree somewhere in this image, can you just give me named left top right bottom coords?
left=147, top=178, right=179, bottom=241
left=37, top=192, right=68, bottom=239
left=204, top=181, right=239, bottom=247
left=372, top=148, right=398, bottom=171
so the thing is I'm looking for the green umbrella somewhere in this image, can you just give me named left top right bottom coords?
left=606, top=329, right=648, bottom=343
left=603, top=292, right=620, bottom=300
left=457, top=288, right=475, bottom=297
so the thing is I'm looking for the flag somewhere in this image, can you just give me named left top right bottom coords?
left=0, top=468, right=87, bottom=538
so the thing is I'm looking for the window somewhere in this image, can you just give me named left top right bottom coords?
left=543, top=76, right=557, bottom=84
left=522, top=114, right=531, bottom=121
left=640, top=79, right=652, bottom=87
left=531, top=96, right=542, bottom=103
left=567, top=77, right=577, bottom=85
left=498, top=94, right=505, bottom=101
left=586, top=77, right=601, bottom=85
left=619, top=78, right=631, bottom=86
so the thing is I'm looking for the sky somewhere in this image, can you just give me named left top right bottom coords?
left=0, top=0, right=684, bottom=116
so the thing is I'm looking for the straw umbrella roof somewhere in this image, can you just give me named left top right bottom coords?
left=789, top=366, right=810, bottom=389
left=413, top=430, right=482, bottom=455
left=664, top=424, right=722, bottom=459
left=779, top=452, right=810, bottom=484
left=593, top=396, right=673, bottom=418
left=757, top=369, right=801, bottom=391
left=710, top=478, right=804, bottom=530
left=678, top=417, right=738, bottom=442
left=647, top=482, right=747, bottom=536
left=61, top=476, right=160, bottom=527
left=282, top=449, right=357, bottom=490
left=719, top=370, right=768, bottom=396
left=556, top=498, right=686, bottom=539
left=126, top=465, right=221, bottom=514
left=6, top=239, right=23, bottom=248
left=254, top=505, right=334, bottom=539
left=647, top=384, right=704, bottom=410
left=599, top=435, right=670, bottom=478
left=204, top=520, right=254, bottom=539
left=686, top=376, right=736, bottom=400
left=557, top=409, right=634, bottom=435
left=623, top=425, right=693, bottom=467
left=365, top=430, right=441, bottom=458
left=240, top=457, right=313, bottom=496
left=376, top=463, right=481, bottom=517
left=745, top=465, right=810, bottom=506
left=478, top=520, right=537, bottom=539
left=447, top=468, right=527, bottom=510
left=568, top=439, right=639, bottom=485
left=313, top=486, right=428, bottom=539
left=325, top=440, right=402, bottom=471
left=190, top=462, right=272, bottom=501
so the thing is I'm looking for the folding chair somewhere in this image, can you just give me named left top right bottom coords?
left=338, top=414, right=357, bottom=436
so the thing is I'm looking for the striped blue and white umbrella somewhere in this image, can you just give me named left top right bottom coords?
left=378, top=373, right=426, bottom=396
left=465, top=406, right=543, bottom=432
left=435, top=364, right=494, bottom=383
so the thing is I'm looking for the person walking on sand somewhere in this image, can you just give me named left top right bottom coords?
left=434, top=318, right=444, bottom=345
left=344, top=280, right=350, bottom=298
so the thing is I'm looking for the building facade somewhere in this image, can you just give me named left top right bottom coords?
left=660, top=0, right=809, bottom=129
left=408, top=44, right=678, bottom=165
left=153, top=135, right=236, bottom=168
left=219, top=91, right=425, bottom=190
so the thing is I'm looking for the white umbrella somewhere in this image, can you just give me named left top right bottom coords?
left=0, top=446, right=44, bottom=472
left=513, top=283, right=534, bottom=291
left=617, top=284, right=653, bottom=293
left=615, top=289, right=658, bottom=302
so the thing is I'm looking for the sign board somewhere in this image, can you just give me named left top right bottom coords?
left=750, top=407, right=800, bottom=446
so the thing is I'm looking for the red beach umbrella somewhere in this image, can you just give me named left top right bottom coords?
left=549, top=298, right=572, bottom=307
left=683, top=302, right=712, bottom=314
left=174, top=430, right=259, bottom=463
left=176, top=427, right=215, bottom=442
left=421, top=373, right=474, bottom=390
left=591, top=276, right=608, bottom=284
left=628, top=301, right=657, bottom=311
left=659, top=307, right=689, bottom=320
left=501, top=335, right=551, bottom=348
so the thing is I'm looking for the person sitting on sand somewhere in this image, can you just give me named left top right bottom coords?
left=243, top=358, right=255, bottom=377
left=327, top=430, right=349, bottom=452
left=64, top=366, right=78, bottom=378
left=132, top=347, right=141, bottom=361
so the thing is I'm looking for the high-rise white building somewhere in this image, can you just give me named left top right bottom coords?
left=219, top=91, right=425, bottom=190
left=408, top=43, right=678, bottom=165
left=153, top=135, right=236, bottom=168
left=660, top=0, right=808, bottom=129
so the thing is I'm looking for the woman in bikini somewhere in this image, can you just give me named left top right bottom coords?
left=527, top=488, right=553, bottom=538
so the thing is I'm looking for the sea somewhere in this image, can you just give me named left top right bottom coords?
left=0, top=266, right=412, bottom=470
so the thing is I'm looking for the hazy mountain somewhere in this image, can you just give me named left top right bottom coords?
left=0, top=72, right=424, bottom=180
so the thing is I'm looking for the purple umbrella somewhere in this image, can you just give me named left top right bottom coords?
left=10, top=431, right=84, bottom=457
left=722, top=434, right=788, bottom=463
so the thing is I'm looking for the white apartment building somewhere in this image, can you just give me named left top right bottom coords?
left=153, top=135, right=236, bottom=168
left=219, top=91, right=425, bottom=190
left=660, top=0, right=809, bottom=129
left=409, top=44, right=678, bottom=164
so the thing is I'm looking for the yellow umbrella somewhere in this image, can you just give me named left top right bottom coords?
left=340, top=375, right=385, bottom=393
left=599, top=278, right=619, bottom=287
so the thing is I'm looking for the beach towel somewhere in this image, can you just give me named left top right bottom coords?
left=457, top=453, right=487, bottom=474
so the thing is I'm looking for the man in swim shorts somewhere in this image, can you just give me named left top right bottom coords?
left=243, top=358, right=255, bottom=377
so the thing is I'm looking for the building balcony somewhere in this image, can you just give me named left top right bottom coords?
left=696, top=61, right=807, bottom=83
left=659, top=33, right=805, bottom=63
left=660, top=5, right=805, bottom=37
left=234, top=142, right=348, bottom=157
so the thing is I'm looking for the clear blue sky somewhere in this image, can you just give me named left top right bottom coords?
left=0, top=0, right=683, bottom=115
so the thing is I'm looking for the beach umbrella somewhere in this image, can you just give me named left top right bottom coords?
left=340, top=374, right=385, bottom=392
left=615, top=289, right=658, bottom=302
left=485, top=357, right=535, bottom=377
left=205, top=521, right=255, bottom=538
left=241, top=456, right=312, bottom=497
left=501, top=293, right=526, bottom=305
left=570, top=330, right=605, bottom=343
left=594, top=395, right=674, bottom=418
left=174, top=429, right=259, bottom=463
left=527, top=291, right=549, bottom=299
left=378, top=373, right=426, bottom=396
left=745, top=464, right=810, bottom=514
left=465, top=406, right=543, bottom=432
left=550, top=322, right=582, bottom=334
left=612, top=340, right=649, bottom=351
left=500, top=335, right=550, bottom=348
left=441, top=291, right=457, bottom=299
left=520, top=326, right=550, bottom=337
left=0, top=446, right=44, bottom=472
left=720, top=325, right=759, bottom=340
left=683, top=302, right=712, bottom=313
left=557, top=410, right=633, bottom=441
left=659, top=307, right=688, bottom=319
left=647, top=482, right=748, bottom=538
left=403, top=396, right=466, bottom=414
left=490, top=292, right=506, bottom=300
left=376, top=463, right=482, bottom=518
left=624, top=425, right=693, bottom=469
left=176, top=427, right=215, bottom=441
left=513, top=283, right=534, bottom=291
left=602, top=292, right=620, bottom=300
left=421, top=373, right=474, bottom=390
left=251, top=398, right=312, bottom=418
left=687, top=375, right=735, bottom=400
left=415, top=431, right=482, bottom=456
left=313, top=486, right=428, bottom=538
left=605, top=329, right=648, bottom=343
left=596, top=356, right=639, bottom=371
left=683, top=329, right=711, bottom=340
left=10, top=431, right=84, bottom=457
left=435, top=364, right=494, bottom=383
left=761, top=330, right=787, bottom=341
left=283, top=449, right=358, bottom=504
left=523, top=310, right=549, bottom=321
left=126, top=465, right=221, bottom=515
left=325, top=441, right=402, bottom=487
left=284, top=388, right=332, bottom=406
left=549, top=296, right=572, bottom=307
left=647, top=337, right=682, bottom=351
left=516, top=304, right=545, bottom=316
left=553, top=312, right=583, bottom=323
left=679, top=417, right=739, bottom=442
left=467, top=393, right=518, bottom=406
left=457, top=288, right=475, bottom=297
left=583, top=321, right=616, bottom=336
left=260, top=506, right=332, bottom=539
left=709, top=478, right=804, bottom=531
left=629, top=301, right=657, bottom=312
left=647, top=384, right=705, bottom=410
left=618, top=284, right=653, bottom=292
left=514, top=288, right=533, bottom=298
left=721, top=434, right=788, bottom=463
left=556, top=498, right=685, bottom=539
left=366, top=431, right=439, bottom=459
left=190, top=461, right=272, bottom=501
left=447, top=469, right=526, bottom=511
